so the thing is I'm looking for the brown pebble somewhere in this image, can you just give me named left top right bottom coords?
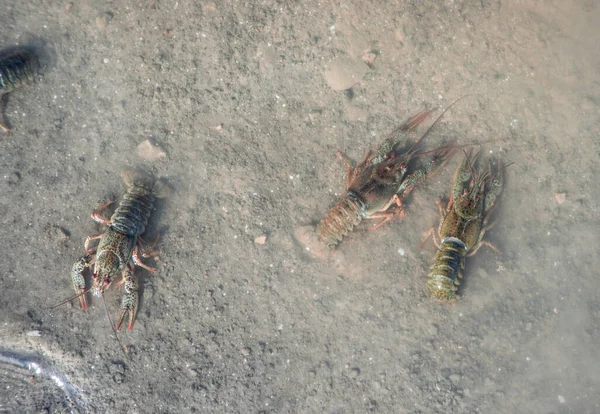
left=137, top=139, right=166, bottom=161
left=95, top=12, right=113, bottom=29
left=395, top=28, right=405, bottom=42
left=202, top=2, right=217, bottom=13
left=554, top=192, right=566, bottom=204
left=254, top=235, right=267, bottom=245
left=362, top=52, right=377, bottom=65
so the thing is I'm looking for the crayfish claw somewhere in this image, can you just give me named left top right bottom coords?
left=116, top=268, right=138, bottom=331
left=71, top=254, right=93, bottom=309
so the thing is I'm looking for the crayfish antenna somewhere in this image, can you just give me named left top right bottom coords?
left=51, top=288, right=91, bottom=309
left=101, top=295, right=131, bottom=361
left=406, top=95, right=471, bottom=158
left=495, top=160, right=515, bottom=175
left=425, top=141, right=460, bottom=181
left=463, top=148, right=478, bottom=178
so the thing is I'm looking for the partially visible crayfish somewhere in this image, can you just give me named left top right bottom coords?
left=58, top=170, right=170, bottom=332
left=0, top=47, right=40, bottom=133
left=315, top=105, right=460, bottom=248
left=419, top=150, right=507, bottom=300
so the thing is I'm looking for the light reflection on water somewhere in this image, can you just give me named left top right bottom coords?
left=0, top=349, right=86, bottom=413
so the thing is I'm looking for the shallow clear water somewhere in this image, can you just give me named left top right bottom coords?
left=1, top=1, right=599, bottom=412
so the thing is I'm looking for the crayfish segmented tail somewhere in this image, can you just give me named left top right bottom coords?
left=315, top=191, right=367, bottom=247
left=421, top=150, right=505, bottom=300
left=316, top=108, right=458, bottom=248
left=0, top=47, right=41, bottom=133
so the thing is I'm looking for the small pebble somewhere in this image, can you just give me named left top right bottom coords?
left=525, top=322, right=532, bottom=331
left=395, top=28, right=405, bottom=42
left=397, top=247, right=405, bottom=256
left=112, top=372, right=125, bottom=384
left=95, top=12, right=113, bottom=29
left=8, top=172, right=21, bottom=185
left=202, top=2, right=217, bottom=13
left=554, top=192, right=566, bottom=204
left=362, top=52, right=377, bottom=65
left=254, top=235, right=267, bottom=245
left=348, top=367, right=360, bottom=378
left=558, top=395, right=566, bottom=404
left=26, top=330, right=42, bottom=337
left=137, top=139, right=166, bottom=161
left=241, top=347, right=252, bottom=356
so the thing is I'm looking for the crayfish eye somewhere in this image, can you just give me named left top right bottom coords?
left=104, top=279, right=110, bottom=286
left=400, top=163, right=406, bottom=169
left=92, top=273, right=98, bottom=279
